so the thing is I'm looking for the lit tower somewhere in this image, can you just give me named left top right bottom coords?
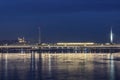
left=110, top=27, right=113, bottom=44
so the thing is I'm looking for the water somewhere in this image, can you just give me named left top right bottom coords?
left=0, top=53, right=120, bottom=80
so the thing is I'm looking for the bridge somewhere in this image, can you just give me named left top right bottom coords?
left=0, top=44, right=120, bottom=53
left=0, top=44, right=120, bottom=48
left=38, top=44, right=120, bottom=53
left=0, top=45, right=34, bottom=53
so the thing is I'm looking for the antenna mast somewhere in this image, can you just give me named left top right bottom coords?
left=38, top=27, right=41, bottom=44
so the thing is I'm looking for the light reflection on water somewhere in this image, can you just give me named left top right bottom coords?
left=0, top=53, right=120, bottom=80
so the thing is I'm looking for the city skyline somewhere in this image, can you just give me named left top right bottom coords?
left=0, top=0, right=120, bottom=43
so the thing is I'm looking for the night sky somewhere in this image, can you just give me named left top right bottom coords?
left=0, top=0, right=120, bottom=43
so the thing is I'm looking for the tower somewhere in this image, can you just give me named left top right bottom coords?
left=110, top=27, right=113, bottom=44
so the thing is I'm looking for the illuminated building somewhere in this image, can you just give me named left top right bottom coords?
left=56, top=42, right=95, bottom=46
left=18, top=37, right=26, bottom=44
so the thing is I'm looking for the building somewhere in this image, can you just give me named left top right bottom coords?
left=56, top=42, right=95, bottom=46
left=18, top=37, right=26, bottom=44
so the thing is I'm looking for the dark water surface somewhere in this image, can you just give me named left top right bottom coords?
left=0, top=53, right=120, bottom=80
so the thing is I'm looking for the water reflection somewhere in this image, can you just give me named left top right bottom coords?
left=5, top=54, right=8, bottom=80
left=109, top=54, right=115, bottom=80
left=0, top=53, right=120, bottom=80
